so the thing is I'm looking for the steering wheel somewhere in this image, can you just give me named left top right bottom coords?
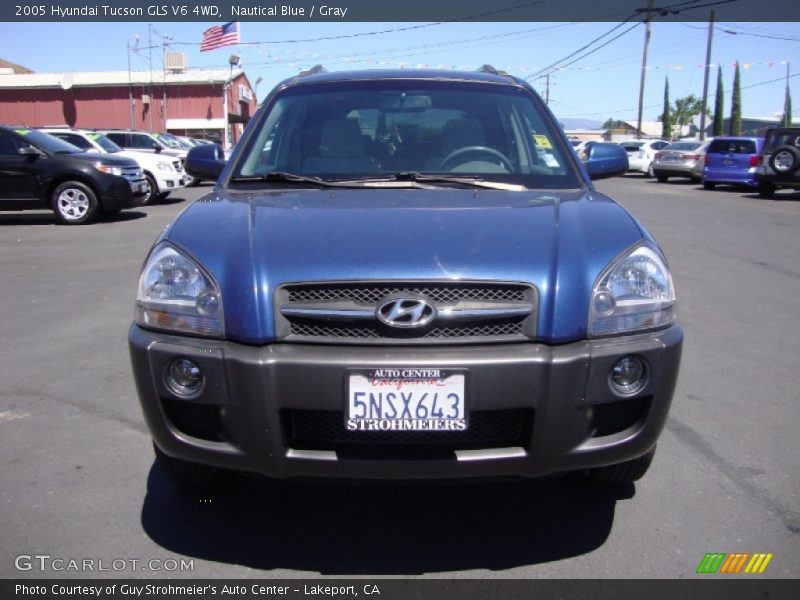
left=438, top=146, right=514, bottom=172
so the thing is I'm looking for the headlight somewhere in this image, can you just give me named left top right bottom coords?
left=589, top=243, right=675, bottom=337
left=95, top=163, right=123, bottom=176
left=155, top=161, right=173, bottom=172
left=136, top=244, right=223, bottom=337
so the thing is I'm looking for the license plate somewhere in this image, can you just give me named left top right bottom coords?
left=347, top=369, right=466, bottom=432
left=722, top=159, right=734, bottom=165
left=132, top=182, right=145, bottom=193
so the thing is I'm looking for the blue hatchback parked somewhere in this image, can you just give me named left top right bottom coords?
left=702, top=136, right=764, bottom=189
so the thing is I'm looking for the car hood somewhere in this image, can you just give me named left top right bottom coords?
left=69, top=152, right=140, bottom=168
left=164, top=188, right=646, bottom=344
left=117, top=149, right=176, bottom=167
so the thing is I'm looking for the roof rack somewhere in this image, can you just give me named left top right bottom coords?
left=477, top=64, right=509, bottom=76
left=298, top=65, right=326, bottom=77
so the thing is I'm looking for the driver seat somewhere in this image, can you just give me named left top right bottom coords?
left=425, top=118, right=486, bottom=170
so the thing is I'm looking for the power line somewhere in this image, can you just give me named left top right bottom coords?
left=741, top=72, right=798, bottom=90
left=528, top=21, right=642, bottom=81
left=156, top=1, right=545, bottom=48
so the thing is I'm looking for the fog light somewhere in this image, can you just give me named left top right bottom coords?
left=609, top=356, right=647, bottom=396
left=165, top=358, right=204, bottom=397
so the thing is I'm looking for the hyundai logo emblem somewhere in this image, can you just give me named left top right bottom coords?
left=376, top=297, right=436, bottom=329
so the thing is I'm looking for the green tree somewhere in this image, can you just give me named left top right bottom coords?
left=729, top=62, right=742, bottom=135
left=602, top=118, right=627, bottom=129
left=672, top=94, right=707, bottom=132
left=661, top=77, right=673, bottom=140
left=712, top=66, right=724, bottom=137
left=782, top=87, right=793, bottom=127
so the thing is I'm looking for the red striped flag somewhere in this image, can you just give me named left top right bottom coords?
left=200, top=21, right=240, bottom=52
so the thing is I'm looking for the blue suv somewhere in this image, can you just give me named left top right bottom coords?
left=129, top=68, right=682, bottom=487
left=702, top=136, right=764, bottom=189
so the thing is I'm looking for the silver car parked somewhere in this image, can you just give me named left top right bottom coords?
left=652, top=140, right=710, bottom=182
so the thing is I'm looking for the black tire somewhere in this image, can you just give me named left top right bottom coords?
left=156, top=191, right=171, bottom=201
left=769, top=146, right=800, bottom=175
left=702, top=181, right=715, bottom=190
left=153, top=444, right=226, bottom=487
left=142, top=173, right=159, bottom=205
left=655, top=173, right=669, bottom=183
left=646, top=162, right=654, bottom=178
left=585, top=448, right=655, bottom=486
left=758, top=182, right=776, bottom=199
left=50, top=181, right=99, bottom=225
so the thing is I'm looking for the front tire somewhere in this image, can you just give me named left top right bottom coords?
left=702, top=181, right=715, bottom=190
left=646, top=162, right=654, bottom=178
left=655, top=173, right=669, bottom=183
left=142, top=174, right=159, bottom=205
left=153, top=444, right=226, bottom=487
left=51, top=181, right=99, bottom=225
left=585, top=448, right=655, bottom=486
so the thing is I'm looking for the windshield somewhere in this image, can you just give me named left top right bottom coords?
left=664, top=142, right=701, bottom=151
left=14, top=128, right=82, bottom=154
left=155, top=134, right=183, bottom=148
left=620, top=142, right=645, bottom=151
left=231, top=80, right=581, bottom=189
left=87, top=132, right=123, bottom=153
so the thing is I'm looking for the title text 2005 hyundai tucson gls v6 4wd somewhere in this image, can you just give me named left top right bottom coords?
left=129, top=68, right=682, bottom=488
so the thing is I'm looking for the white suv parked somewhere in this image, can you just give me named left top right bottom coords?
left=619, top=139, right=670, bottom=177
left=41, top=128, right=186, bottom=204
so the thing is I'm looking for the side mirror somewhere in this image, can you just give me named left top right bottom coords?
left=18, top=145, right=43, bottom=158
left=152, top=141, right=162, bottom=153
left=186, top=144, right=226, bottom=182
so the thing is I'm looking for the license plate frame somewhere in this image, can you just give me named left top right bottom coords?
left=345, top=368, right=467, bottom=432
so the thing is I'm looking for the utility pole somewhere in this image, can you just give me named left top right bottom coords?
left=786, top=60, right=791, bottom=124
left=636, top=0, right=654, bottom=140
left=545, top=73, right=551, bottom=105
left=126, top=35, right=138, bottom=130
left=148, top=24, right=154, bottom=132
left=698, top=10, right=715, bottom=140
left=161, top=35, right=172, bottom=133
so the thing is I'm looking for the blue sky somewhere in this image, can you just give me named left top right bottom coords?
left=1, top=19, right=798, bottom=125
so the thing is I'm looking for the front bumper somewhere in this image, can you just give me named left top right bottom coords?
left=129, top=324, right=682, bottom=481
left=97, top=175, right=141, bottom=210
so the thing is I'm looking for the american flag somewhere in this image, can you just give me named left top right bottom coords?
left=200, top=21, right=240, bottom=52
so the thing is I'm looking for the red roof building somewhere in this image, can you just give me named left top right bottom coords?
left=0, top=67, right=257, bottom=148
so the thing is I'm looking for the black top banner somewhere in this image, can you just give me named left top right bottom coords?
left=3, top=0, right=800, bottom=22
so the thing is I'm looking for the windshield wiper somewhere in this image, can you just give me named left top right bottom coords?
left=336, top=172, right=527, bottom=191
left=229, top=171, right=367, bottom=188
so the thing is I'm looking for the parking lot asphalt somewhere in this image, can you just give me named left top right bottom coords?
left=1, top=177, right=798, bottom=579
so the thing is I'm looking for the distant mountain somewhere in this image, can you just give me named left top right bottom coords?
left=556, top=118, right=604, bottom=130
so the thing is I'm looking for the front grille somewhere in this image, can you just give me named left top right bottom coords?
left=121, top=166, right=144, bottom=182
left=288, top=285, right=527, bottom=304
left=590, top=396, right=651, bottom=437
left=284, top=408, right=533, bottom=459
left=277, top=281, right=537, bottom=344
left=289, top=319, right=524, bottom=339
